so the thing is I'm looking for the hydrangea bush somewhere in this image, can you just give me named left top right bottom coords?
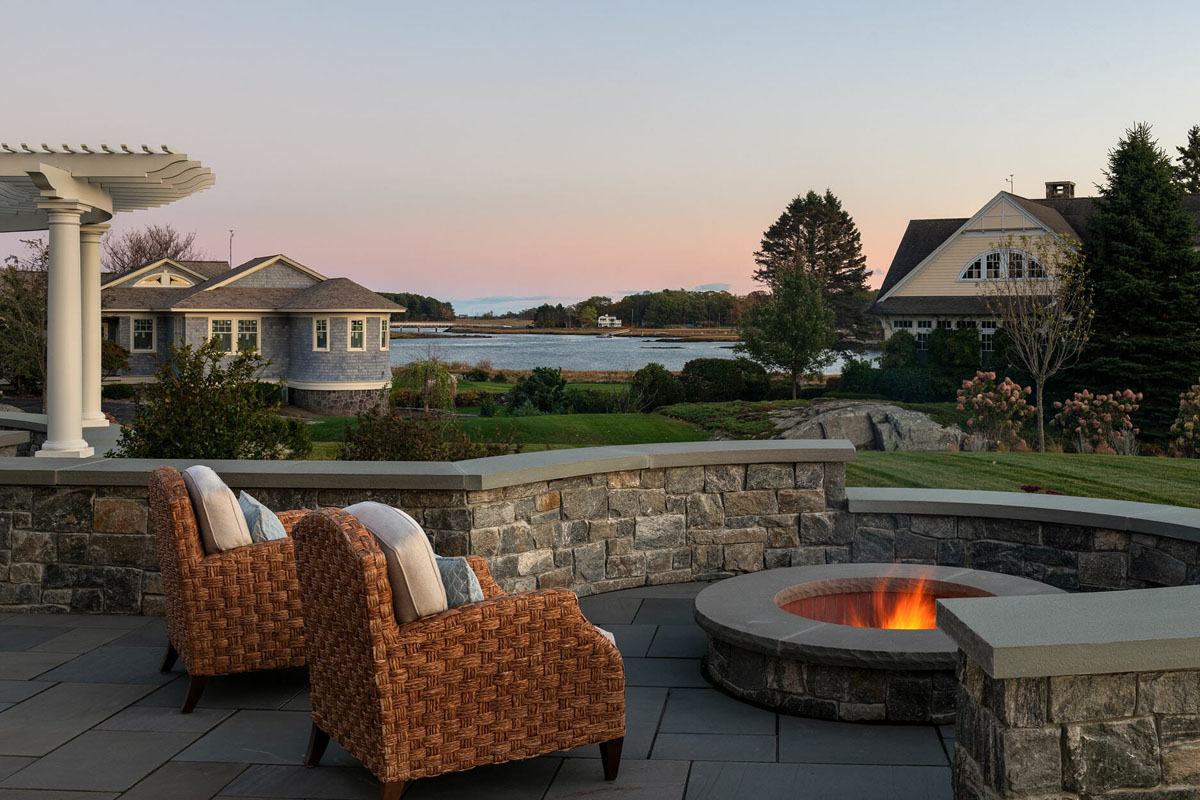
left=1051, top=389, right=1142, bottom=455
left=1170, top=381, right=1200, bottom=457
left=955, top=371, right=1035, bottom=451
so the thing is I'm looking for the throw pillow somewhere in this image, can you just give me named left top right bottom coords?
left=238, top=492, right=287, bottom=543
left=182, top=465, right=252, bottom=554
left=344, top=501, right=448, bottom=623
left=435, top=556, right=484, bottom=608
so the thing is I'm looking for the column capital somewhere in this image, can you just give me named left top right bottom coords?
left=79, top=222, right=111, bottom=243
left=35, top=198, right=91, bottom=221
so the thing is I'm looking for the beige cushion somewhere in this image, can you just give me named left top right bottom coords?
left=182, top=465, right=252, bottom=554
left=345, top=501, right=448, bottom=623
left=594, top=625, right=617, bottom=647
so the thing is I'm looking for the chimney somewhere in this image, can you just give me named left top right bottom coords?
left=1045, top=181, right=1075, bottom=199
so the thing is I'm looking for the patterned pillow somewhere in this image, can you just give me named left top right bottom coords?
left=435, top=556, right=484, bottom=608
left=238, top=491, right=287, bottom=543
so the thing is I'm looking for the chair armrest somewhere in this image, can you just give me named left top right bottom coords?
left=465, top=555, right=506, bottom=599
left=276, top=509, right=310, bottom=534
left=190, top=536, right=298, bottom=584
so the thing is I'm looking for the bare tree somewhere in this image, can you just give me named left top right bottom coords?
left=982, top=234, right=1094, bottom=452
left=102, top=224, right=205, bottom=275
left=0, top=238, right=49, bottom=400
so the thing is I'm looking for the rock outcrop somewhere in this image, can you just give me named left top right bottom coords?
left=772, top=400, right=964, bottom=452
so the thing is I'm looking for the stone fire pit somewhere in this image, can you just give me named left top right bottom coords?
left=694, top=563, right=1064, bottom=723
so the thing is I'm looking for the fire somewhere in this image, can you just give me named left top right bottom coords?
left=845, top=577, right=939, bottom=630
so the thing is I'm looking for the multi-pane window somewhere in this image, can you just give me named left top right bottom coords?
left=237, top=320, right=259, bottom=352
left=313, top=318, right=329, bottom=351
left=892, top=319, right=913, bottom=330
left=379, top=319, right=389, bottom=350
left=936, top=320, right=953, bottom=329
left=960, top=250, right=1046, bottom=281
left=132, top=318, right=155, bottom=352
left=211, top=319, right=233, bottom=352
left=981, top=332, right=995, bottom=352
left=349, top=319, right=365, bottom=350
left=957, top=320, right=977, bottom=329
left=916, top=320, right=932, bottom=350
left=986, top=252, right=1003, bottom=279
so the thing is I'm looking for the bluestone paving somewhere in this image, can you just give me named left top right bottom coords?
left=0, top=627, right=64, bottom=652
left=120, top=762, right=247, bottom=800
left=0, top=653, right=74, bottom=681
left=0, top=583, right=954, bottom=798
left=0, top=730, right=199, bottom=792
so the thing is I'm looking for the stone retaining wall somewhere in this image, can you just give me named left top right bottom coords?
left=954, top=654, right=1200, bottom=799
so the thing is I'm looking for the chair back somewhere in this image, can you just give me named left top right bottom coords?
left=149, top=466, right=206, bottom=655
left=291, top=508, right=403, bottom=775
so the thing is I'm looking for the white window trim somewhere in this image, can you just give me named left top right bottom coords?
left=209, top=316, right=262, bottom=353
left=958, top=249, right=1047, bottom=282
left=348, top=317, right=366, bottom=351
left=379, top=317, right=390, bottom=351
left=313, top=317, right=330, bottom=352
left=130, top=316, right=156, bottom=353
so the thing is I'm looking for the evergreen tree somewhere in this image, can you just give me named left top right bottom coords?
left=1175, top=125, right=1200, bottom=194
left=753, top=189, right=872, bottom=352
left=736, top=267, right=834, bottom=399
left=1077, top=123, right=1200, bottom=438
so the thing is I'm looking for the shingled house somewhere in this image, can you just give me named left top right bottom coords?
left=868, top=181, right=1200, bottom=351
left=100, top=254, right=404, bottom=414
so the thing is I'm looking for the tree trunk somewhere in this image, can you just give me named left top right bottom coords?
left=791, top=369, right=799, bottom=400
left=1036, top=381, right=1046, bottom=453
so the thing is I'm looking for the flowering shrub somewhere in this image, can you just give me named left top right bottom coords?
left=1170, top=381, right=1200, bottom=457
left=955, top=371, right=1035, bottom=451
left=1051, top=389, right=1142, bottom=455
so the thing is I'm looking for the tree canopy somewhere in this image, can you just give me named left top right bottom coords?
left=1175, top=125, right=1200, bottom=194
left=102, top=224, right=204, bottom=275
left=736, top=267, right=834, bottom=398
left=753, top=189, right=872, bottom=352
left=376, top=292, right=456, bottom=321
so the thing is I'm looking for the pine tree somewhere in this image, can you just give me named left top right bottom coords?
left=752, top=190, right=871, bottom=352
left=1077, top=123, right=1200, bottom=438
left=1175, top=125, right=1200, bottom=194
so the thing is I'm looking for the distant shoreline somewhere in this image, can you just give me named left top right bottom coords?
left=440, top=324, right=741, bottom=342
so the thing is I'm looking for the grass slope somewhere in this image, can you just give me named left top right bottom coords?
left=458, top=413, right=707, bottom=449
left=847, top=451, right=1200, bottom=508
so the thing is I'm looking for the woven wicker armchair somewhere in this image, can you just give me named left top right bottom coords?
left=149, top=466, right=308, bottom=713
left=292, top=507, right=625, bottom=799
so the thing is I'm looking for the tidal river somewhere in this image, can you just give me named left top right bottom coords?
left=389, top=329, right=869, bottom=373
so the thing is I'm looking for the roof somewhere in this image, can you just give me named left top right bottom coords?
left=876, top=218, right=966, bottom=297
left=1004, top=192, right=1078, bottom=237
left=867, top=295, right=992, bottom=316
left=98, top=255, right=404, bottom=314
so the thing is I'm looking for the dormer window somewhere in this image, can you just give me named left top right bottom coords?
left=134, top=271, right=194, bottom=287
left=960, top=250, right=1045, bottom=282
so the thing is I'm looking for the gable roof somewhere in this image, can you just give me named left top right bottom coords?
left=278, top=277, right=404, bottom=312
left=100, top=257, right=214, bottom=289
left=876, top=218, right=966, bottom=297
left=200, top=254, right=325, bottom=290
left=175, top=260, right=231, bottom=280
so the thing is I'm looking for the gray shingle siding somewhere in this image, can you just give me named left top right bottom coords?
left=287, top=316, right=391, bottom=383
left=234, top=263, right=319, bottom=289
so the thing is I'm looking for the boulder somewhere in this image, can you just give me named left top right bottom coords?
left=773, top=400, right=963, bottom=452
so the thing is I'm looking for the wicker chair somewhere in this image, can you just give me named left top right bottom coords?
left=149, top=466, right=308, bottom=713
left=292, top=507, right=625, bottom=799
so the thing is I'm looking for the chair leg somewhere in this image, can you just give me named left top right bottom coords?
left=305, top=723, right=330, bottom=768
left=180, top=674, right=208, bottom=714
left=599, top=736, right=623, bottom=781
left=381, top=781, right=406, bottom=799
left=159, top=642, right=179, bottom=674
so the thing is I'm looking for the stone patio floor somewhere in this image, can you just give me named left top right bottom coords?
left=0, top=582, right=953, bottom=799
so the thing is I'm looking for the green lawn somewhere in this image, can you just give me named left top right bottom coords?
left=847, top=451, right=1200, bottom=508
left=455, top=381, right=628, bottom=395
left=458, top=413, right=707, bottom=449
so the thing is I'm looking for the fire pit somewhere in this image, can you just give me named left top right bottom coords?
left=694, top=564, right=1064, bottom=723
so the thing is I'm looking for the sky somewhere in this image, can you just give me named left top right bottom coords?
left=3, top=0, right=1200, bottom=315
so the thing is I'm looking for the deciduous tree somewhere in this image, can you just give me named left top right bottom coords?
left=102, top=224, right=204, bottom=275
left=0, top=239, right=48, bottom=397
left=736, top=267, right=834, bottom=398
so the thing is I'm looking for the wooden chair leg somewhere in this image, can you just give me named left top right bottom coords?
left=180, top=674, right=208, bottom=714
left=381, top=780, right=406, bottom=799
left=159, top=642, right=178, bottom=674
left=305, top=723, right=330, bottom=768
left=599, top=736, right=623, bottom=781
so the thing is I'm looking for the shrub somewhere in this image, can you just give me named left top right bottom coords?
left=506, top=366, right=567, bottom=413
left=880, top=330, right=919, bottom=370
left=680, top=358, right=770, bottom=403
left=389, top=387, right=419, bottom=409
left=927, top=328, right=981, bottom=397
left=479, top=395, right=501, bottom=417
left=1171, top=380, right=1200, bottom=456
left=1052, top=389, right=1142, bottom=455
left=101, top=383, right=138, bottom=400
left=839, top=358, right=880, bottom=395
left=956, top=371, right=1035, bottom=451
left=101, top=339, right=130, bottom=378
left=628, top=363, right=685, bottom=411
left=454, top=390, right=483, bottom=408
left=490, top=371, right=509, bottom=383
left=339, top=408, right=514, bottom=461
left=877, top=367, right=940, bottom=403
left=465, top=367, right=490, bottom=382
left=564, top=387, right=628, bottom=414
left=507, top=399, right=545, bottom=417
left=110, top=339, right=311, bottom=459
left=393, top=359, right=456, bottom=412
left=253, top=381, right=283, bottom=405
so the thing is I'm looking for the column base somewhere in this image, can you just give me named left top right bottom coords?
left=35, top=442, right=96, bottom=458
left=82, top=414, right=109, bottom=428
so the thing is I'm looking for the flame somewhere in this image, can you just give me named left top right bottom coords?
left=845, top=577, right=939, bottom=630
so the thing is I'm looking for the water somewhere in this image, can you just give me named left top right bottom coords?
left=389, top=328, right=870, bottom=373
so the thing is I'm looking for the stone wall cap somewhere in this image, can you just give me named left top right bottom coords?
left=937, top=585, right=1200, bottom=679
left=53, top=458, right=469, bottom=489
left=0, top=430, right=30, bottom=447
left=625, top=440, right=856, bottom=468
left=847, top=487, right=1200, bottom=542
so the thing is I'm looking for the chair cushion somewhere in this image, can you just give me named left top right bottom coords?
left=344, top=502, right=448, bottom=623
left=238, top=492, right=287, bottom=543
left=435, top=556, right=484, bottom=608
left=182, top=465, right=253, bottom=554
left=594, top=625, right=617, bottom=647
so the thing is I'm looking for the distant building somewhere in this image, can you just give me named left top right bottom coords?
left=101, top=254, right=404, bottom=414
left=597, top=314, right=621, bottom=328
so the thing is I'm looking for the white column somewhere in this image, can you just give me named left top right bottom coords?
left=80, top=223, right=110, bottom=428
left=35, top=200, right=94, bottom=458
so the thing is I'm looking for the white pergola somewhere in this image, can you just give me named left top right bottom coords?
left=0, top=144, right=214, bottom=457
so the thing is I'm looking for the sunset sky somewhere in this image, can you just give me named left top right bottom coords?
left=4, top=0, right=1199, bottom=314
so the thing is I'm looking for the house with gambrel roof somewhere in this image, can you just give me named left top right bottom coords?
left=868, top=181, right=1200, bottom=352
left=100, top=254, right=404, bottom=414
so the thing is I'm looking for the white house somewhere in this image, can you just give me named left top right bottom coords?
left=597, top=314, right=621, bottom=328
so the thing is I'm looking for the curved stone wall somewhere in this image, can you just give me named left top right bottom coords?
left=0, top=441, right=1197, bottom=614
